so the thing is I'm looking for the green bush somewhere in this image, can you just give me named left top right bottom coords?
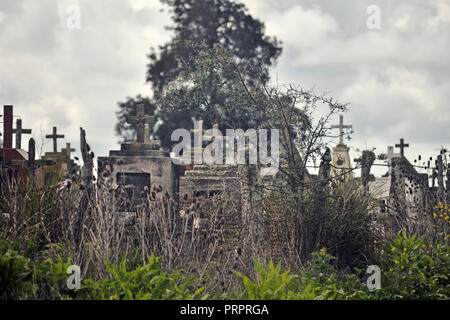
left=234, top=250, right=371, bottom=300
left=234, top=260, right=296, bottom=300
left=0, top=240, right=72, bottom=299
left=378, top=232, right=449, bottom=299
left=77, top=254, right=206, bottom=300
left=0, top=239, right=205, bottom=300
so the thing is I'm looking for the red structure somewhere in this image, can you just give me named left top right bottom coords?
left=1, top=105, right=29, bottom=183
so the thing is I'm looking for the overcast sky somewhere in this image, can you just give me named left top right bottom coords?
left=1, top=0, right=449, bottom=176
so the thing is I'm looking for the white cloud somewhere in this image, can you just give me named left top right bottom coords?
left=128, top=0, right=162, bottom=11
left=0, top=0, right=448, bottom=167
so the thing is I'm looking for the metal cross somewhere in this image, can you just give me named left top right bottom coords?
left=45, top=126, right=65, bottom=153
left=125, top=104, right=155, bottom=143
left=13, top=118, right=32, bottom=149
left=331, top=115, right=352, bottom=145
left=395, top=138, right=409, bottom=157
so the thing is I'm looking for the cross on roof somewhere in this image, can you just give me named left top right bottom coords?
left=45, top=126, right=65, bottom=153
left=61, top=142, right=76, bottom=160
left=13, top=118, right=32, bottom=149
left=125, top=104, right=155, bottom=143
left=331, top=115, right=352, bottom=145
left=395, top=138, right=409, bottom=157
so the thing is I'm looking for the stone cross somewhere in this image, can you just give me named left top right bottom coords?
left=46, top=126, right=65, bottom=153
left=62, top=142, right=76, bottom=177
left=331, top=115, right=352, bottom=145
left=125, top=104, right=155, bottom=143
left=62, top=142, right=76, bottom=160
left=381, top=146, right=401, bottom=176
left=13, top=118, right=32, bottom=149
left=395, top=138, right=409, bottom=157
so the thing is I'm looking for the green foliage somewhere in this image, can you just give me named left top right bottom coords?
left=378, top=232, right=450, bottom=299
left=233, top=250, right=371, bottom=300
left=78, top=254, right=206, bottom=300
left=297, top=249, right=371, bottom=300
left=0, top=240, right=72, bottom=300
left=234, top=260, right=295, bottom=300
left=148, top=0, right=281, bottom=91
left=265, top=179, right=381, bottom=271
left=116, top=0, right=282, bottom=146
left=233, top=242, right=449, bottom=301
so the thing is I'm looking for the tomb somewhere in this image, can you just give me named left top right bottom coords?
left=178, top=122, right=240, bottom=199
left=98, top=104, right=175, bottom=205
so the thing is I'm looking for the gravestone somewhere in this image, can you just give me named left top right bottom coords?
left=395, top=138, right=409, bottom=157
left=13, top=118, right=32, bottom=149
left=46, top=126, right=65, bottom=153
left=179, top=123, right=240, bottom=200
left=40, top=126, right=67, bottom=186
left=61, top=142, right=78, bottom=178
left=98, top=104, right=175, bottom=207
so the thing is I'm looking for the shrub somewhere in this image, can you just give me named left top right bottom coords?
left=74, top=254, right=206, bottom=300
left=0, top=240, right=72, bottom=299
left=234, top=250, right=372, bottom=300
left=378, top=232, right=449, bottom=299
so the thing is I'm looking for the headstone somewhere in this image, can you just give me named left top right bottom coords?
left=98, top=114, right=174, bottom=204
left=62, top=142, right=76, bottom=177
left=13, top=118, right=32, bottom=149
left=125, top=104, right=155, bottom=143
left=381, top=146, right=401, bottom=176
left=45, top=126, right=64, bottom=153
left=9, top=138, right=55, bottom=177
left=395, top=138, right=409, bottom=157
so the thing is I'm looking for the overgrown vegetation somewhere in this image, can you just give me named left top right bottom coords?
left=0, top=173, right=448, bottom=300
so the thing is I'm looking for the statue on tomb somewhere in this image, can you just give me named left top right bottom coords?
left=318, top=147, right=331, bottom=181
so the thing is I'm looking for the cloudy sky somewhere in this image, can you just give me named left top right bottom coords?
left=1, top=0, right=449, bottom=175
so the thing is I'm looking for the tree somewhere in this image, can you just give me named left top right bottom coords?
left=158, top=45, right=349, bottom=192
left=116, top=0, right=282, bottom=147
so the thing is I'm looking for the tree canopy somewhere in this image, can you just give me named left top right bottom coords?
left=116, top=0, right=282, bottom=147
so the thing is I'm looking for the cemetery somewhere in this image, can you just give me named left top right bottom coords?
left=0, top=0, right=448, bottom=302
